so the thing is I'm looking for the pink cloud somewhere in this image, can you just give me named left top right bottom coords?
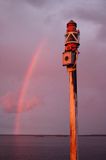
left=0, top=92, right=40, bottom=113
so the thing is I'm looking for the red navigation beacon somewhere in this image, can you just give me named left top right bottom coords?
left=65, top=20, right=80, bottom=52
left=62, top=20, right=80, bottom=67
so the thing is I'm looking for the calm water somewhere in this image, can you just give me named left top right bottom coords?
left=0, top=135, right=106, bottom=160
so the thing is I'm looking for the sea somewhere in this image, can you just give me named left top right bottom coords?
left=0, top=135, right=106, bottom=160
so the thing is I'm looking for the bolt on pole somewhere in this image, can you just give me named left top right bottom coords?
left=62, top=20, right=80, bottom=160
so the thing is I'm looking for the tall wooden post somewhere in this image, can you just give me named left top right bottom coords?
left=69, top=70, right=78, bottom=160
left=62, top=20, right=80, bottom=160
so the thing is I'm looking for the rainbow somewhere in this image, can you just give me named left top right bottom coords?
left=14, top=40, right=47, bottom=134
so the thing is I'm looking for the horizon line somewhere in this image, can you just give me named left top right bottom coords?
left=0, top=134, right=106, bottom=136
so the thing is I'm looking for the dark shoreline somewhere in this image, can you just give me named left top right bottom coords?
left=0, top=134, right=105, bottom=136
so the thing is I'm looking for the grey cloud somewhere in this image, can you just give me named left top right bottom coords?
left=77, top=1, right=106, bottom=40
left=26, top=0, right=49, bottom=7
left=77, top=8, right=106, bottom=40
left=77, top=9, right=104, bottom=24
left=61, top=0, right=106, bottom=40
left=26, top=0, right=65, bottom=8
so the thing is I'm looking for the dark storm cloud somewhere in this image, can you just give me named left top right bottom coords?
left=23, top=0, right=64, bottom=9
left=77, top=8, right=104, bottom=24
left=76, top=6, right=106, bottom=40
left=26, top=0, right=50, bottom=7
left=62, top=0, right=106, bottom=40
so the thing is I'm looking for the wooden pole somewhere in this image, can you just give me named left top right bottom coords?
left=69, top=70, right=78, bottom=160
left=62, top=19, right=80, bottom=160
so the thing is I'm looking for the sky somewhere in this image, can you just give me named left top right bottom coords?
left=0, top=0, right=106, bottom=135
